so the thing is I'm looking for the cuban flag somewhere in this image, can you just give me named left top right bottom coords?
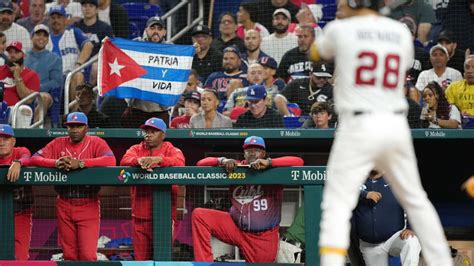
left=98, top=38, right=195, bottom=107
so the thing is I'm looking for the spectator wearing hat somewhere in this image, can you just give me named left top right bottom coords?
left=101, top=16, right=169, bottom=128
left=193, top=135, right=304, bottom=262
left=0, top=1, right=32, bottom=52
left=236, top=3, right=269, bottom=40
left=120, top=117, right=185, bottom=260
left=301, top=101, right=333, bottom=129
left=204, top=45, right=247, bottom=112
left=31, top=111, right=116, bottom=261
left=275, top=61, right=334, bottom=117
left=241, top=29, right=271, bottom=73
left=191, top=24, right=223, bottom=83
left=224, top=64, right=267, bottom=118
left=170, top=69, right=202, bottom=118
left=437, top=30, right=468, bottom=74
left=75, top=0, right=113, bottom=87
left=46, top=5, right=94, bottom=102
left=235, top=84, right=284, bottom=128
left=413, top=44, right=462, bottom=103
left=261, top=8, right=298, bottom=65
left=277, top=24, right=314, bottom=83
left=0, top=41, right=44, bottom=127
left=116, top=16, right=169, bottom=129
left=211, top=12, right=246, bottom=53
left=137, top=16, right=167, bottom=43
left=96, top=0, right=128, bottom=38
left=259, top=56, right=285, bottom=92
left=190, top=89, right=232, bottom=128
left=25, top=24, right=62, bottom=124
left=45, top=0, right=82, bottom=25
left=170, top=91, right=201, bottom=128
left=17, top=0, right=48, bottom=33
left=75, top=0, right=113, bottom=57
left=0, top=124, right=33, bottom=260
left=289, top=3, right=323, bottom=39
left=68, top=82, right=110, bottom=128
left=255, top=0, right=299, bottom=32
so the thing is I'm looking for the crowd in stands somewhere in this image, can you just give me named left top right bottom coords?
left=2, top=0, right=474, bottom=264
left=0, top=0, right=472, bottom=130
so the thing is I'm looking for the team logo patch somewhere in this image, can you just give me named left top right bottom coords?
left=117, top=169, right=131, bottom=183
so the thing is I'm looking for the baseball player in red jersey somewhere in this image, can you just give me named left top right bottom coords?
left=31, top=112, right=116, bottom=261
left=120, top=117, right=185, bottom=260
left=192, top=136, right=304, bottom=263
left=309, top=1, right=451, bottom=265
left=0, top=124, right=32, bottom=260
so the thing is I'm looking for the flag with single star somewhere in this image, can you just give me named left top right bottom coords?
left=97, top=38, right=195, bottom=106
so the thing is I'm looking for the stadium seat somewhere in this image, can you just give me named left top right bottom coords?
left=48, top=87, right=63, bottom=128
left=128, top=21, right=141, bottom=39
left=121, top=3, right=163, bottom=39
left=113, top=0, right=147, bottom=4
left=0, top=101, right=10, bottom=124
left=283, top=116, right=310, bottom=128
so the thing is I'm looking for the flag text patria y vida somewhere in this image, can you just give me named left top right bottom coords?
left=148, top=55, right=180, bottom=91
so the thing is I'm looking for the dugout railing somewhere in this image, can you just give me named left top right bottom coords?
left=0, top=166, right=324, bottom=266
left=0, top=128, right=473, bottom=265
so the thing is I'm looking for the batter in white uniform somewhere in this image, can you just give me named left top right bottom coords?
left=310, top=1, right=452, bottom=265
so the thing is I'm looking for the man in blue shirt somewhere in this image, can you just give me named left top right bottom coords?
left=353, top=170, right=421, bottom=266
left=25, top=24, right=63, bottom=124
left=47, top=5, right=93, bottom=102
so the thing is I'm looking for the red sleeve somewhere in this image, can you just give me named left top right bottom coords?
left=196, top=157, right=220, bottom=166
left=82, top=137, right=116, bottom=167
left=170, top=118, right=178, bottom=128
left=271, top=156, right=304, bottom=167
left=14, top=147, right=31, bottom=167
left=30, top=139, right=61, bottom=167
left=120, top=144, right=141, bottom=166
left=160, top=146, right=185, bottom=167
left=24, top=69, right=40, bottom=92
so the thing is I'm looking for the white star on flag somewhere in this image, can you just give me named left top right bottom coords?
left=109, top=58, right=125, bottom=76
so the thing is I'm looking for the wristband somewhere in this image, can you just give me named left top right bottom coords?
left=12, top=160, right=21, bottom=166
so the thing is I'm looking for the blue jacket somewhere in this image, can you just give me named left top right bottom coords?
left=353, top=177, right=408, bottom=244
left=25, top=49, right=63, bottom=93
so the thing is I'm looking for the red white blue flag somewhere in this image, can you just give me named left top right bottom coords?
left=98, top=38, right=195, bottom=107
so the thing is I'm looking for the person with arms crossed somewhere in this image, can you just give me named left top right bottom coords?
left=353, top=169, right=421, bottom=266
left=120, top=117, right=185, bottom=260
left=0, top=124, right=33, bottom=260
left=309, top=1, right=451, bottom=265
left=192, top=136, right=304, bottom=262
left=31, top=112, right=116, bottom=261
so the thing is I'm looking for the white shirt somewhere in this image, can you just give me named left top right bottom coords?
left=316, top=15, right=413, bottom=114
left=98, top=6, right=111, bottom=26
left=261, top=33, right=298, bottom=64
left=423, top=105, right=461, bottom=129
left=415, top=67, right=463, bottom=92
left=3, top=23, right=32, bottom=52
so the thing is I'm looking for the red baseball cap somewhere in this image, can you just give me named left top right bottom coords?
left=6, top=41, right=24, bottom=53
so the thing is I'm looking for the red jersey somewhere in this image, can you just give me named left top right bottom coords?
left=31, top=135, right=116, bottom=198
left=120, top=141, right=185, bottom=219
left=0, top=147, right=32, bottom=212
left=31, top=135, right=116, bottom=167
left=0, top=65, right=40, bottom=106
left=170, top=115, right=191, bottom=129
left=197, top=156, right=304, bottom=232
